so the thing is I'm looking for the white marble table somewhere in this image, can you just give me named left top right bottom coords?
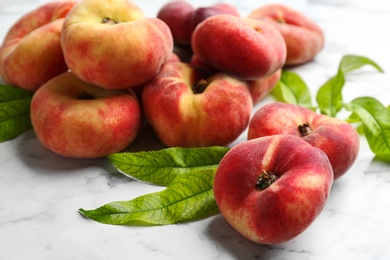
left=1, top=0, right=390, bottom=259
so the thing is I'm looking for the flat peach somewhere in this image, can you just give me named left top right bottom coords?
left=31, top=72, right=142, bottom=158
left=142, top=62, right=253, bottom=147
left=61, top=0, right=173, bottom=89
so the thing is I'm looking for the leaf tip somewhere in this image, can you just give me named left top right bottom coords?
left=78, top=208, right=88, bottom=216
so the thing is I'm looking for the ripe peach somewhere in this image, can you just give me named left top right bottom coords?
left=142, top=62, right=253, bottom=147
left=214, top=134, right=333, bottom=244
left=192, top=14, right=286, bottom=80
left=0, top=1, right=77, bottom=91
left=248, top=4, right=325, bottom=65
left=248, top=102, right=360, bottom=180
left=61, top=0, right=173, bottom=90
left=30, top=72, right=143, bottom=158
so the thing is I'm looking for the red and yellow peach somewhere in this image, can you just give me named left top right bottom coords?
left=214, top=134, right=333, bottom=244
left=142, top=61, right=253, bottom=147
left=61, top=0, right=173, bottom=90
left=0, top=1, right=77, bottom=91
left=30, top=72, right=143, bottom=158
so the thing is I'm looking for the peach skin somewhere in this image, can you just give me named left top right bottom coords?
left=0, top=1, right=77, bottom=91
left=61, top=0, right=173, bottom=90
left=30, top=72, right=143, bottom=159
left=248, top=4, right=325, bottom=65
left=248, top=102, right=359, bottom=180
left=192, top=14, right=287, bottom=80
left=142, top=61, right=253, bottom=147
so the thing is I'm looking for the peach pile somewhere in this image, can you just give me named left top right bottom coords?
left=0, top=0, right=361, bottom=246
left=0, top=0, right=327, bottom=156
left=0, top=0, right=328, bottom=157
left=0, top=0, right=174, bottom=158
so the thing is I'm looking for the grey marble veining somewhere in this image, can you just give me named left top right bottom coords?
left=1, top=0, right=390, bottom=259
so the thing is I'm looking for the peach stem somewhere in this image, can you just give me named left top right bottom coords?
left=192, top=79, right=208, bottom=94
left=298, top=123, right=312, bottom=137
left=102, top=17, right=119, bottom=25
left=256, top=170, right=278, bottom=190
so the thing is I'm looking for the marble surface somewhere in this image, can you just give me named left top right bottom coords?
left=1, top=0, right=390, bottom=259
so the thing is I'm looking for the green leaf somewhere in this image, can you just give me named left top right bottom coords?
left=375, top=154, right=390, bottom=163
left=316, top=74, right=345, bottom=117
left=342, top=97, right=390, bottom=157
left=345, top=112, right=362, bottom=123
left=339, top=54, right=383, bottom=74
left=0, top=84, right=34, bottom=102
left=316, top=55, right=383, bottom=117
left=107, top=146, right=230, bottom=186
left=0, top=84, right=34, bottom=142
left=271, top=70, right=314, bottom=109
left=79, top=168, right=218, bottom=225
left=345, top=113, right=365, bottom=135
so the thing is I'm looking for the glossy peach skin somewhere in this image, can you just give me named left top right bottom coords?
left=247, top=69, right=281, bottom=104
left=30, top=72, right=143, bottom=159
left=0, top=1, right=77, bottom=91
left=142, top=62, right=253, bottom=147
left=192, top=14, right=287, bottom=80
left=248, top=102, right=360, bottom=180
left=214, top=134, right=333, bottom=245
left=248, top=4, right=325, bottom=65
left=61, top=0, right=173, bottom=90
